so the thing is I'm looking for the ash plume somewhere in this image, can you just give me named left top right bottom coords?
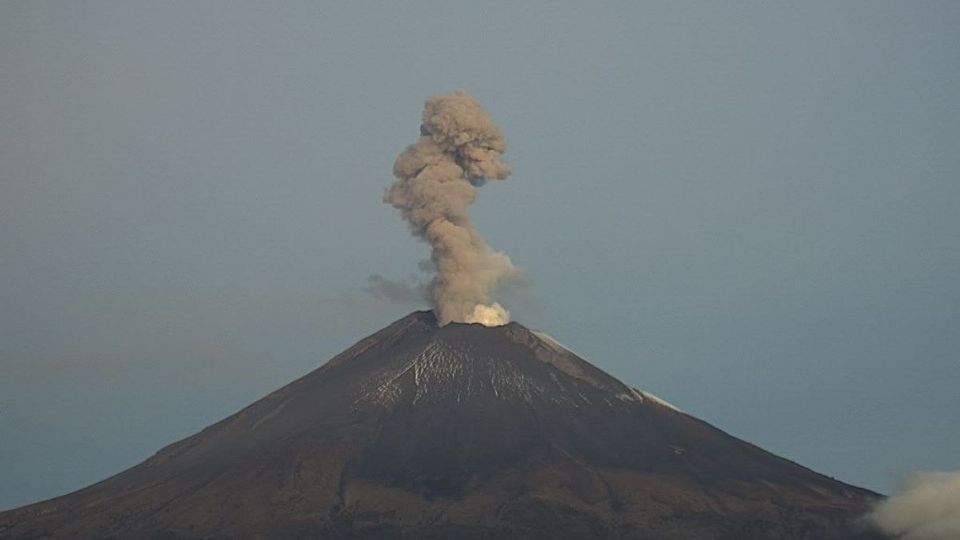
left=384, top=92, right=517, bottom=326
left=869, top=471, right=960, bottom=540
left=364, top=274, right=428, bottom=304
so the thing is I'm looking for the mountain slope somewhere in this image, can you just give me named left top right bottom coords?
left=0, top=311, right=886, bottom=539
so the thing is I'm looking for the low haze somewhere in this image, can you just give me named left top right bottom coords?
left=1, top=1, right=958, bottom=511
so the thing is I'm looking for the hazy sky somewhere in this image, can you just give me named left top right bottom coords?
left=1, top=1, right=958, bottom=511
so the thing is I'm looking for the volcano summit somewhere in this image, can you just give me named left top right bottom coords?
left=0, top=312, right=886, bottom=539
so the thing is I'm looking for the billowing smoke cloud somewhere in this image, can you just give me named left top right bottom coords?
left=384, top=92, right=517, bottom=326
left=869, top=471, right=960, bottom=540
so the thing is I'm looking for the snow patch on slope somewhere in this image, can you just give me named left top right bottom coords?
left=356, top=339, right=585, bottom=407
left=532, top=330, right=682, bottom=412
left=637, top=389, right=682, bottom=412
left=532, top=330, right=581, bottom=358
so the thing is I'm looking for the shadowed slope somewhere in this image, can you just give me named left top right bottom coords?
left=0, top=312, right=887, bottom=539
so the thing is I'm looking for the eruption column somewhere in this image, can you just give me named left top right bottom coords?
left=385, top=92, right=516, bottom=326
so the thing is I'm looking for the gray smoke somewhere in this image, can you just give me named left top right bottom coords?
left=384, top=92, right=517, bottom=326
left=364, top=274, right=428, bottom=304
left=869, top=471, right=960, bottom=540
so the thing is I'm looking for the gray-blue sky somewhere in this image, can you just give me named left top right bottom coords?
left=1, top=1, right=958, bottom=510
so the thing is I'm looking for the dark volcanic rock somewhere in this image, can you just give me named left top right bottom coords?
left=0, top=311, right=888, bottom=539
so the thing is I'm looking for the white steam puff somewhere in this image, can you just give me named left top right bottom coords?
left=385, top=92, right=516, bottom=327
left=869, top=471, right=960, bottom=540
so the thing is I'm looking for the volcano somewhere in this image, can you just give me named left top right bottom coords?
left=0, top=311, right=886, bottom=539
